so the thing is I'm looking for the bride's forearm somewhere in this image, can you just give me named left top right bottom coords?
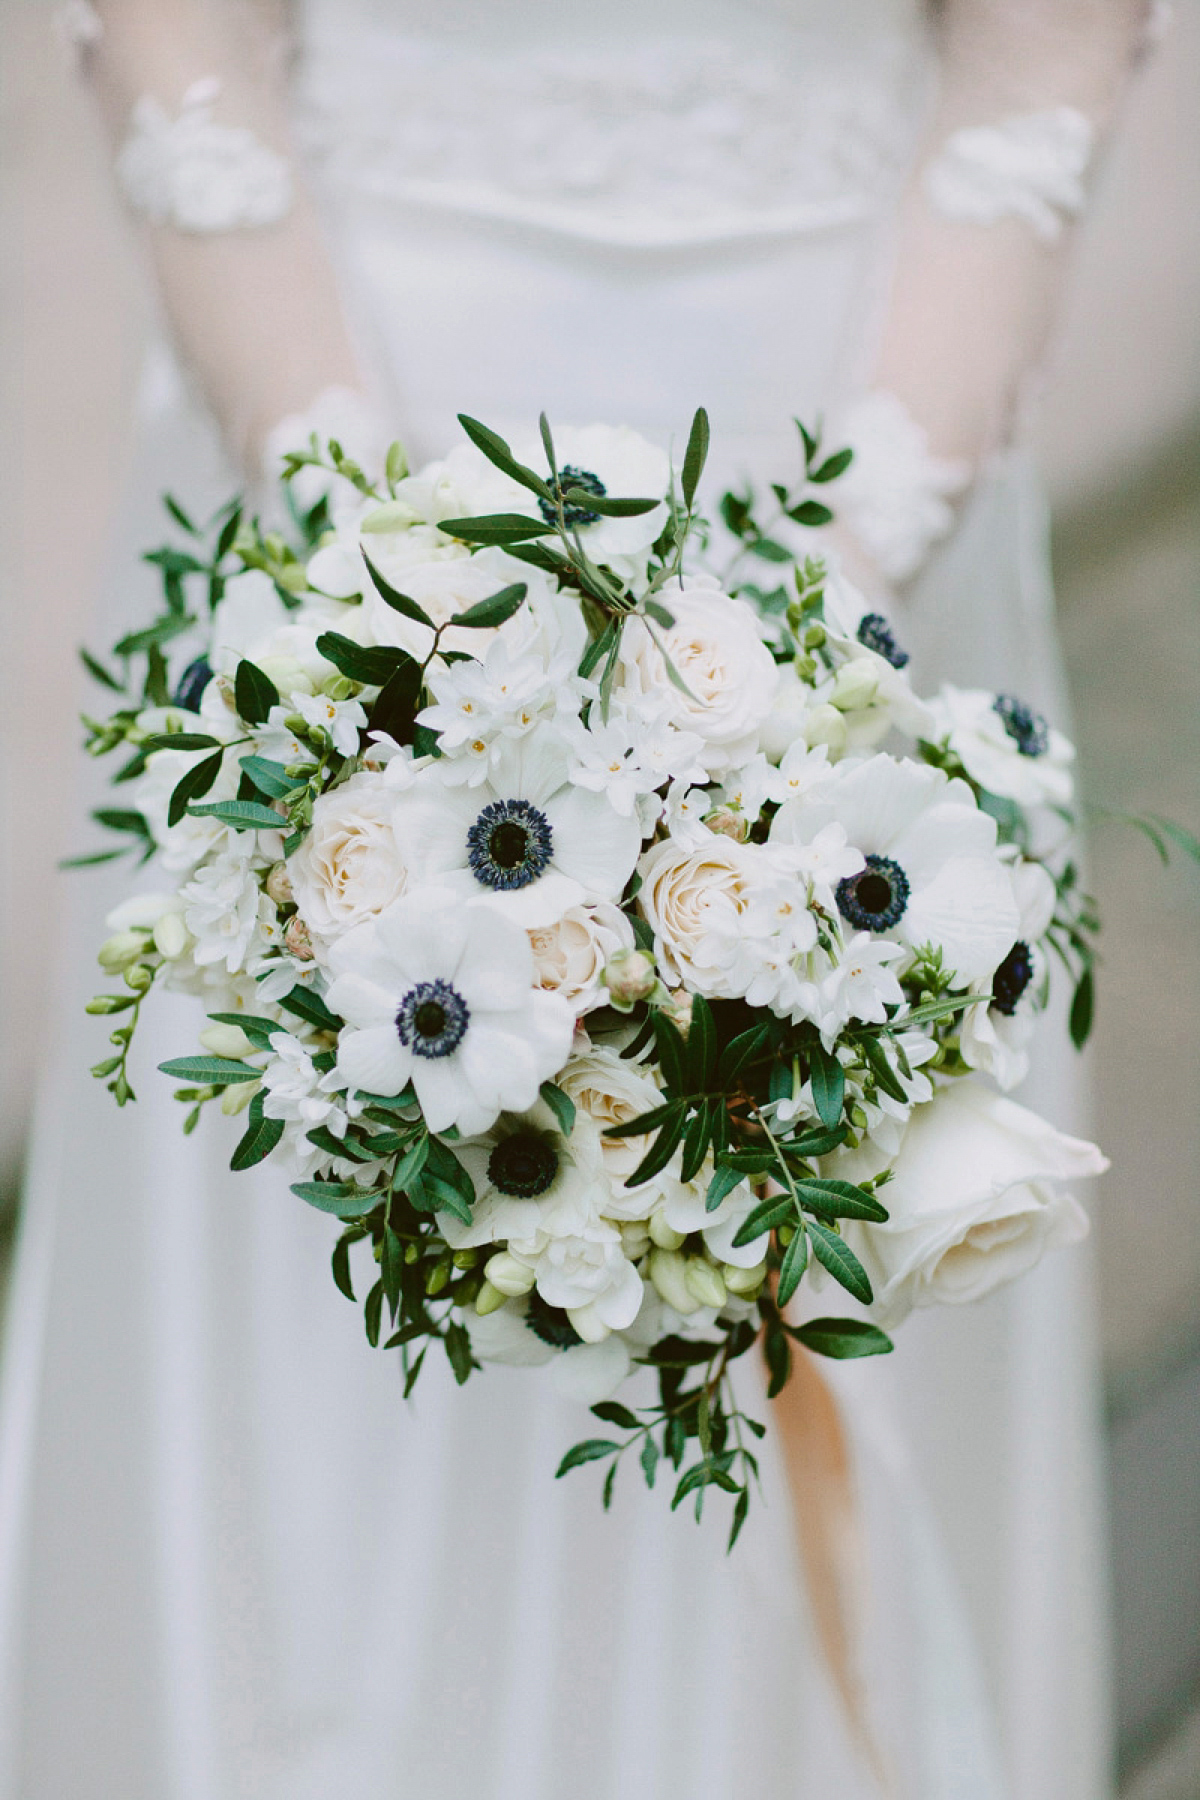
left=82, top=0, right=375, bottom=476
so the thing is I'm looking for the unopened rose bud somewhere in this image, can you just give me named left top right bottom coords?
left=704, top=805, right=748, bottom=842
left=220, top=1078, right=259, bottom=1116
left=153, top=912, right=190, bottom=960
left=722, top=1259, right=768, bottom=1296
left=603, top=947, right=657, bottom=1010
left=97, top=930, right=147, bottom=972
left=284, top=915, right=315, bottom=961
left=200, top=1022, right=253, bottom=1060
left=474, top=1279, right=508, bottom=1316
left=803, top=703, right=848, bottom=756
left=649, top=1247, right=700, bottom=1315
left=649, top=1213, right=686, bottom=1252
left=684, top=1257, right=727, bottom=1309
left=323, top=674, right=357, bottom=702
left=484, top=1252, right=536, bottom=1298
left=663, top=990, right=693, bottom=1037
left=830, top=660, right=880, bottom=713
left=264, top=861, right=294, bottom=906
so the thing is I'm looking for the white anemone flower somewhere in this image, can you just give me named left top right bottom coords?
left=389, top=734, right=642, bottom=929
left=512, top=422, right=671, bottom=570
left=325, top=887, right=574, bottom=1135
left=928, top=684, right=1075, bottom=808
left=772, top=754, right=1020, bottom=986
left=438, top=1102, right=609, bottom=1253
left=465, top=1300, right=633, bottom=1402
left=960, top=858, right=1057, bottom=1090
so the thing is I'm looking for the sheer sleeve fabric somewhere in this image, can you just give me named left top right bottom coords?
left=838, top=0, right=1160, bottom=586
left=76, top=0, right=383, bottom=480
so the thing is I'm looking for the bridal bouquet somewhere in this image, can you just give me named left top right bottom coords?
left=78, top=408, right=1107, bottom=1544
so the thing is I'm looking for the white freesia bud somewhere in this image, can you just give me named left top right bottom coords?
left=704, top=805, right=749, bottom=842
left=803, top=703, right=848, bottom=755
left=484, top=1252, right=536, bottom=1298
left=360, top=499, right=417, bottom=533
left=264, top=861, right=294, bottom=905
left=284, top=915, right=316, bottom=961
left=97, top=930, right=147, bottom=972
left=566, top=1305, right=611, bottom=1344
left=649, top=1214, right=687, bottom=1252
left=830, top=660, right=881, bottom=713
left=474, top=1280, right=508, bottom=1317
left=603, top=947, right=657, bottom=1009
left=152, top=912, right=190, bottom=960
left=649, top=1247, right=700, bottom=1314
left=619, top=1220, right=652, bottom=1259
left=199, top=1023, right=253, bottom=1060
left=684, top=1257, right=727, bottom=1309
left=220, top=1078, right=259, bottom=1117
left=722, top=1259, right=768, bottom=1296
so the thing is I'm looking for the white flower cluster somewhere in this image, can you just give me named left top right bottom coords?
left=86, top=414, right=1103, bottom=1431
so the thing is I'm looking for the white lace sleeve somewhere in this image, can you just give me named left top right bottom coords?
left=842, top=0, right=1159, bottom=587
left=77, top=0, right=378, bottom=474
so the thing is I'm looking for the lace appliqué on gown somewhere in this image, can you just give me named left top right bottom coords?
left=117, top=78, right=294, bottom=233
left=922, top=108, right=1094, bottom=244
left=293, top=36, right=918, bottom=245
left=835, top=391, right=970, bottom=583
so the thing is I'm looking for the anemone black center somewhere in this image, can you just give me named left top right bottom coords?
left=991, top=940, right=1034, bottom=1016
left=993, top=693, right=1049, bottom=758
left=525, top=1290, right=583, bottom=1349
left=395, top=978, right=470, bottom=1059
left=539, top=464, right=607, bottom=530
left=174, top=655, right=213, bottom=712
left=856, top=612, right=909, bottom=670
left=467, top=798, right=554, bottom=891
left=488, top=1131, right=559, bottom=1199
left=836, top=853, right=910, bottom=932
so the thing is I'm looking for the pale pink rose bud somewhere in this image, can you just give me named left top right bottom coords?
left=603, top=947, right=657, bottom=1009
left=284, top=915, right=315, bottom=960
left=265, top=861, right=294, bottom=905
left=703, top=805, right=748, bottom=842
left=663, top=990, right=693, bottom=1037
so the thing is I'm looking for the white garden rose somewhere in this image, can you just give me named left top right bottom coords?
left=528, top=901, right=635, bottom=1014
left=638, top=832, right=771, bottom=993
left=289, top=770, right=413, bottom=945
left=555, top=1045, right=667, bottom=1197
left=615, top=579, right=780, bottom=772
left=836, top=1080, right=1106, bottom=1328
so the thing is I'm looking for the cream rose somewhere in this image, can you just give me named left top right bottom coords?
left=837, top=1080, right=1106, bottom=1328
left=289, top=770, right=411, bottom=945
left=637, top=833, right=766, bottom=993
left=556, top=1045, right=666, bottom=1196
left=614, top=578, right=779, bottom=772
left=527, top=901, right=635, bottom=1014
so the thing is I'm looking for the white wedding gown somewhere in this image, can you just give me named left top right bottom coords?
left=0, top=1, right=1117, bottom=1795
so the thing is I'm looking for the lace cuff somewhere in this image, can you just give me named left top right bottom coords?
left=116, top=77, right=293, bottom=233
left=835, top=392, right=971, bottom=584
left=923, top=108, right=1095, bottom=244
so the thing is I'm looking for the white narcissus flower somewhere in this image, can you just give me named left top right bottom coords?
left=960, top=858, right=1057, bottom=1090
left=834, top=1079, right=1106, bottom=1328
left=325, top=888, right=574, bottom=1135
left=773, top=753, right=1020, bottom=986
left=929, top=684, right=1075, bottom=808
left=389, top=735, right=641, bottom=929
left=614, top=580, right=780, bottom=773
left=527, top=901, right=635, bottom=1014
left=290, top=689, right=368, bottom=757
left=814, top=934, right=907, bottom=1047
left=260, top=1031, right=368, bottom=1179
left=288, top=769, right=416, bottom=947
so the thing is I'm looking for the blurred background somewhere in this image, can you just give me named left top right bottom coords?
left=1, top=4, right=1198, bottom=1793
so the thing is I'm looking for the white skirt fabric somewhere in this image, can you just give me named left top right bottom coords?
left=0, top=4, right=1109, bottom=1794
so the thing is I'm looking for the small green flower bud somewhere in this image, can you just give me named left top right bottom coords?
left=484, top=1252, right=536, bottom=1298
left=649, top=1247, right=699, bottom=1315
left=97, top=930, right=147, bottom=973
left=722, top=1259, right=768, bottom=1296
left=425, top=1260, right=451, bottom=1296
left=474, top=1279, right=508, bottom=1316
left=220, top=1078, right=259, bottom=1117
left=323, top=674, right=357, bottom=702
left=276, top=562, right=309, bottom=596
left=649, top=1213, right=686, bottom=1252
left=200, top=1022, right=253, bottom=1060
left=803, top=623, right=827, bottom=651
left=90, top=1056, right=122, bottom=1079
left=123, top=964, right=154, bottom=993
left=86, top=995, right=131, bottom=1015
left=452, top=1249, right=478, bottom=1270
